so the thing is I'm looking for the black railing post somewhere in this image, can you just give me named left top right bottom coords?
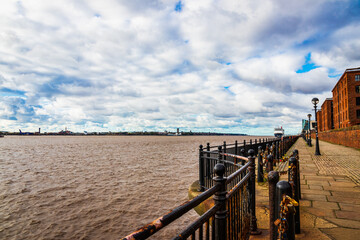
left=218, top=146, right=222, bottom=164
left=249, top=149, right=261, bottom=235
left=293, top=149, right=301, bottom=199
left=213, top=163, right=227, bottom=240
left=206, top=143, right=210, bottom=189
left=235, top=140, right=238, bottom=155
left=243, top=140, right=246, bottom=154
left=268, top=171, right=279, bottom=240
left=275, top=181, right=295, bottom=240
left=223, top=141, right=226, bottom=161
left=257, top=146, right=263, bottom=182
left=199, top=145, right=205, bottom=191
left=289, top=157, right=300, bottom=234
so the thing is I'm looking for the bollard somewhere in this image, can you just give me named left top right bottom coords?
left=267, top=154, right=273, bottom=172
left=293, top=149, right=301, bottom=199
left=248, top=149, right=261, bottom=235
left=257, top=146, right=264, bottom=182
left=289, top=157, right=300, bottom=234
left=213, top=163, right=227, bottom=240
left=199, top=145, right=205, bottom=191
left=275, top=181, right=295, bottom=240
left=269, top=171, right=279, bottom=240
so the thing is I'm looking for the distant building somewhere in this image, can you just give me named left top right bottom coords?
left=332, top=67, right=360, bottom=128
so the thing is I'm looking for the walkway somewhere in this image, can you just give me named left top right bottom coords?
left=251, top=138, right=360, bottom=240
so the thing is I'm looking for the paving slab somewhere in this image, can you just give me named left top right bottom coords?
left=302, top=193, right=327, bottom=201
left=312, top=201, right=339, bottom=210
left=308, top=185, right=323, bottom=190
left=339, top=203, right=360, bottom=211
left=327, top=195, right=360, bottom=204
left=335, top=210, right=360, bottom=221
left=301, top=189, right=331, bottom=196
left=321, top=228, right=360, bottom=240
left=325, top=217, right=360, bottom=229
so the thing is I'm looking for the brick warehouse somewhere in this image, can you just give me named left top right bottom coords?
left=321, top=98, right=334, bottom=131
left=317, top=67, right=360, bottom=132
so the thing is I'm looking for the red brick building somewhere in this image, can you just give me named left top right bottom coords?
left=321, top=98, right=334, bottom=131
left=316, top=67, right=360, bottom=132
left=316, top=109, right=323, bottom=132
left=332, top=67, right=360, bottom=129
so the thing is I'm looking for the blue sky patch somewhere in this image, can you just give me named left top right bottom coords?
left=175, top=1, right=182, bottom=12
left=0, top=88, right=26, bottom=97
left=328, top=68, right=342, bottom=78
left=296, top=53, right=320, bottom=73
left=224, top=86, right=235, bottom=96
left=217, top=59, right=232, bottom=65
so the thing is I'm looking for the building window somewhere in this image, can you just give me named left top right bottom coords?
left=357, top=110, right=360, bottom=119
left=357, top=97, right=360, bottom=106
left=356, top=86, right=360, bottom=93
left=356, top=75, right=360, bottom=81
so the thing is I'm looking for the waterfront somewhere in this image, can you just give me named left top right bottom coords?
left=0, top=135, right=262, bottom=239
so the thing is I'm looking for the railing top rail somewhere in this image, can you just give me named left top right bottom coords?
left=221, top=152, right=248, bottom=161
left=202, top=150, right=218, bottom=154
left=227, top=171, right=251, bottom=199
left=121, top=184, right=220, bottom=240
left=226, top=161, right=251, bottom=184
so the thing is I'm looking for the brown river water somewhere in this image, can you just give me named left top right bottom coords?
left=0, top=135, right=261, bottom=240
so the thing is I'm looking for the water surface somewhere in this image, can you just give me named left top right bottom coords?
left=0, top=135, right=260, bottom=239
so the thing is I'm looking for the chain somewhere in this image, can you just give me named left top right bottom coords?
left=275, top=195, right=298, bottom=240
left=288, top=163, right=297, bottom=197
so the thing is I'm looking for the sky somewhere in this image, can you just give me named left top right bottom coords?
left=1, top=0, right=360, bottom=135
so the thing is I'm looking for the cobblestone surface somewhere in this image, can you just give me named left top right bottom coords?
left=304, top=140, right=360, bottom=185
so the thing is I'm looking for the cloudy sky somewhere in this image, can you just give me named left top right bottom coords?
left=1, top=0, right=360, bottom=135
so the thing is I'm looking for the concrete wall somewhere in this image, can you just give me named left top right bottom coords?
left=311, top=128, right=360, bottom=149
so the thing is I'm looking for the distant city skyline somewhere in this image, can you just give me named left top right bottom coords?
left=1, top=0, right=360, bottom=135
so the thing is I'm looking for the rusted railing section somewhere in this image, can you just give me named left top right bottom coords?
left=122, top=150, right=258, bottom=240
left=199, top=136, right=299, bottom=190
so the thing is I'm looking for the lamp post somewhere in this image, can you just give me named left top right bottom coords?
left=307, top=114, right=312, bottom=146
left=312, top=98, right=321, bottom=155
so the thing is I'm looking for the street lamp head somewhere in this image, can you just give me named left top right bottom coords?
left=312, top=97, right=319, bottom=106
left=307, top=114, right=312, bottom=118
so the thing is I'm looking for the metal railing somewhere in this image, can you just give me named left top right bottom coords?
left=122, top=150, right=258, bottom=240
left=199, top=136, right=299, bottom=191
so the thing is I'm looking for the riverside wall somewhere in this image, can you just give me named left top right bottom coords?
left=311, top=128, right=360, bottom=149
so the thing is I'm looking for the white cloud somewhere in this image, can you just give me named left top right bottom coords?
left=0, top=0, right=359, bottom=134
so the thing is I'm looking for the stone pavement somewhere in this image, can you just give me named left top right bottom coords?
left=250, top=138, right=360, bottom=240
